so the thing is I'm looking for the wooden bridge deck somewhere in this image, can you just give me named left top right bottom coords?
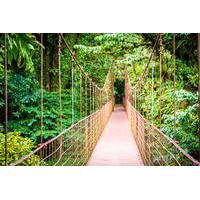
left=87, top=105, right=144, bottom=166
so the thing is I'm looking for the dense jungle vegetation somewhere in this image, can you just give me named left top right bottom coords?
left=0, top=33, right=199, bottom=165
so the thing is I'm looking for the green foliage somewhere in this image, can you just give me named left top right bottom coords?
left=0, top=70, right=74, bottom=143
left=0, top=33, right=199, bottom=164
left=0, top=131, right=41, bottom=166
left=0, top=33, right=41, bottom=72
left=8, top=89, right=74, bottom=143
left=134, top=41, right=199, bottom=158
left=162, top=103, right=198, bottom=157
left=74, top=33, right=148, bottom=85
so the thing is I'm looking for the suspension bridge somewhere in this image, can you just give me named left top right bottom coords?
left=3, top=33, right=200, bottom=166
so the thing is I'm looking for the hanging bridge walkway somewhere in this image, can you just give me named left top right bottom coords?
left=3, top=33, right=200, bottom=166
left=87, top=105, right=143, bottom=166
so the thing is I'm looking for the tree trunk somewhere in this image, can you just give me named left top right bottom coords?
left=49, top=34, right=59, bottom=91
left=43, top=34, right=50, bottom=91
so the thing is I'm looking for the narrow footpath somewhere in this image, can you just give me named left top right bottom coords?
left=87, top=105, right=144, bottom=166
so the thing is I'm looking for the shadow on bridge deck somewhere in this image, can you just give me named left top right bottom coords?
left=87, top=105, right=144, bottom=166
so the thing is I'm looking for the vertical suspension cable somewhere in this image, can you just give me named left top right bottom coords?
left=90, top=79, right=92, bottom=114
left=139, top=82, right=141, bottom=114
left=151, top=51, right=155, bottom=164
left=113, top=69, right=114, bottom=105
left=84, top=76, right=88, bottom=159
left=173, top=33, right=177, bottom=141
left=159, top=33, right=163, bottom=164
left=72, top=54, right=74, bottom=125
left=145, top=67, right=150, bottom=163
left=40, top=33, right=44, bottom=145
left=99, top=88, right=101, bottom=109
left=151, top=52, right=154, bottom=125
left=99, top=90, right=102, bottom=133
left=94, top=85, right=96, bottom=112
left=89, top=79, right=92, bottom=150
left=80, top=71, right=82, bottom=120
left=79, top=70, right=82, bottom=161
left=85, top=76, right=87, bottom=117
left=198, top=33, right=200, bottom=161
left=146, top=66, right=149, bottom=120
left=137, top=82, right=138, bottom=112
left=141, top=82, right=143, bottom=115
left=97, top=86, right=99, bottom=110
left=78, top=70, right=82, bottom=163
left=4, top=33, right=8, bottom=166
left=93, top=83, right=95, bottom=112
left=159, top=33, right=162, bottom=129
left=138, top=82, right=141, bottom=113
left=92, top=82, right=94, bottom=148
left=58, top=34, right=63, bottom=158
left=140, top=82, right=142, bottom=113
left=92, top=83, right=95, bottom=148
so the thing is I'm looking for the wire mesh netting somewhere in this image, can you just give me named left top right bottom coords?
left=124, top=71, right=200, bottom=166
left=10, top=34, right=115, bottom=166
left=11, top=100, right=113, bottom=166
